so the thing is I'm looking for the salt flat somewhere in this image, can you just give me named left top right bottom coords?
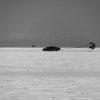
left=0, top=48, right=100, bottom=72
left=0, top=48, right=100, bottom=100
left=0, top=76, right=100, bottom=100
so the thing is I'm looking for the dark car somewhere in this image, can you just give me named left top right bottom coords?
left=43, top=46, right=60, bottom=51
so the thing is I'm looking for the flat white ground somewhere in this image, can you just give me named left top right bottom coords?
left=0, top=48, right=100, bottom=72
left=0, top=48, right=100, bottom=100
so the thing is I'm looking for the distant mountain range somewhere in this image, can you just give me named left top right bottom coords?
left=0, top=36, right=99, bottom=47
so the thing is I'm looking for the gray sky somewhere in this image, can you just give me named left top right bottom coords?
left=0, top=0, right=100, bottom=41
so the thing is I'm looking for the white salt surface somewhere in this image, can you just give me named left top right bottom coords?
left=0, top=48, right=100, bottom=72
left=0, top=48, right=100, bottom=100
left=0, top=76, right=100, bottom=100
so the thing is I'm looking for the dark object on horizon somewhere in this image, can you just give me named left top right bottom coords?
left=43, top=46, right=60, bottom=51
left=32, top=45, right=34, bottom=47
left=78, top=42, right=96, bottom=49
left=89, top=42, right=96, bottom=49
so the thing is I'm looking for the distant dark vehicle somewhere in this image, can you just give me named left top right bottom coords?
left=43, top=46, right=60, bottom=51
left=32, top=45, right=34, bottom=47
left=89, top=42, right=96, bottom=49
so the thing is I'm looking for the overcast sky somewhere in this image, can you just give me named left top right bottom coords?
left=0, top=0, right=100, bottom=41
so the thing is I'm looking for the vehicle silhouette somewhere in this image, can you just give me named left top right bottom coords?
left=43, top=46, right=60, bottom=51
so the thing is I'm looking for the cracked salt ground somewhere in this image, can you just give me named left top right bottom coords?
left=0, top=48, right=100, bottom=100
left=0, top=76, right=100, bottom=100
